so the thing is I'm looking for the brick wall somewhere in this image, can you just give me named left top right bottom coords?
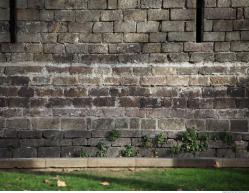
left=0, top=0, right=249, bottom=158
left=0, top=0, right=249, bottom=62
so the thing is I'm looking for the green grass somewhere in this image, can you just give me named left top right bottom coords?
left=0, top=168, right=249, bottom=191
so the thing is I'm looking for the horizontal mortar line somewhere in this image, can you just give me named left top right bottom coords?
left=0, top=62, right=249, bottom=67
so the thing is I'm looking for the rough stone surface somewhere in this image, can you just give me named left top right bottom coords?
left=0, top=0, right=248, bottom=63
left=0, top=0, right=249, bottom=158
left=0, top=63, right=248, bottom=158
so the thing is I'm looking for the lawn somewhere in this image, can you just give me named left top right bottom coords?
left=0, top=168, right=249, bottom=191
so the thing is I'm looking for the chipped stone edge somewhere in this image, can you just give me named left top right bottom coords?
left=0, top=158, right=249, bottom=169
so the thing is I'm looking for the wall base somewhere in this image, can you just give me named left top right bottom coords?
left=0, top=158, right=249, bottom=169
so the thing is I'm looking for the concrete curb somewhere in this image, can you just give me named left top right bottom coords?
left=0, top=158, right=249, bottom=169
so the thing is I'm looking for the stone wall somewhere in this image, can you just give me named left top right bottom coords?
left=0, top=63, right=248, bottom=158
left=0, top=0, right=249, bottom=158
left=0, top=0, right=249, bottom=63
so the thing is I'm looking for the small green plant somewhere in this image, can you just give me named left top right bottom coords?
left=141, top=135, right=153, bottom=148
left=96, top=142, right=109, bottom=157
left=170, top=128, right=208, bottom=157
left=121, top=145, right=137, bottom=157
left=155, top=133, right=167, bottom=147
left=219, top=132, right=233, bottom=145
left=170, top=143, right=181, bottom=156
left=180, top=128, right=208, bottom=156
left=80, top=151, right=90, bottom=158
left=105, top=130, right=121, bottom=142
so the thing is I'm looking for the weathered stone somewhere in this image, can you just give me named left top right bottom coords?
left=206, top=120, right=229, bottom=131
left=61, top=118, right=86, bottom=130
left=158, top=119, right=185, bottom=130
left=231, top=120, right=248, bottom=132
left=38, top=147, right=60, bottom=157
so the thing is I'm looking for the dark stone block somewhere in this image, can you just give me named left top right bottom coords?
left=202, top=88, right=226, bottom=98
left=213, top=98, right=236, bottom=109
left=72, top=98, right=92, bottom=107
left=0, top=98, right=6, bottom=107
left=89, top=88, right=109, bottom=96
left=119, top=97, right=140, bottom=107
left=0, top=139, right=20, bottom=148
left=0, top=148, right=12, bottom=158
left=43, top=130, right=63, bottom=139
left=93, top=97, right=115, bottom=107
left=231, top=120, right=248, bottom=132
left=19, top=130, right=42, bottom=139
left=61, top=146, right=82, bottom=157
left=18, top=87, right=34, bottom=97
left=46, top=98, right=72, bottom=108
left=206, top=120, right=229, bottom=131
left=140, top=97, right=160, bottom=108
left=236, top=99, right=249, bottom=109
left=38, top=147, right=60, bottom=158
left=64, top=87, right=87, bottom=97
left=30, top=98, right=48, bottom=107
left=172, top=98, right=187, bottom=108
left=13, top=147, right=37, bottom=158
left=64, top=130, right=91, bottom=138
left=7, top=98, right=29, bottom=108
left=9, top=76, right=30, bottom=86
left=227, top=87, right=245, bottom=97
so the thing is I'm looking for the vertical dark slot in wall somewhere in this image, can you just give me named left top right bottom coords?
left=196, top=0, right=204, bottom=42
left=9, top=0, right=17, bottom=43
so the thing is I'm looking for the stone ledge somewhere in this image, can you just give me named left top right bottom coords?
left=0, top=158, right=249, bottom=169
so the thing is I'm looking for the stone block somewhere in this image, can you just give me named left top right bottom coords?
left=102, top=10, right=123, bottom=21
left=13, top=147, right=37, bottom=158
left=205, top=8, right=236, bottom=19
left=31, top=118, right=60, bottom=130
left=38, top=147, right=61, bottom=158
left=171, top=9, right=195, bottom=20
left=148, top=10, right=169, bottom=21
left=163, top=0, right=185, bottom=8
left=158, top=119, right=185, bottom=130
left=168, top=32, right=195, bottom=42
left=141, top=119, right=156, bottom=130
left=137, top=21, right=160, bottom=32
left=93, top=22, right=113, bottom=33
left=114, top=21, right=136, bottom=32
left=88, top=0, right=107, bottom=9
left=124, top=33, right=148, bottom=43
left=118, top=0, right=140, bottom=9
left=124, top=10, right=146, bottom=21
left=230, top=120, right=248, bottom=132
left=162, top=21, right=184, bottom=32
left=92, top=118, right=115, bottom=130
left=206, top=120, right=229, bottom=131
left=61, top=118, right=87, bottom=130
left=141, top=0, right=162, bottom=8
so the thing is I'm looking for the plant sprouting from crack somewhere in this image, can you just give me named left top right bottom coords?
left=219, top=132, right=233, bottom=146
left=170, top=128, right=208, bottom=157
left=96, top=142, right=108, bottom=157
left=121, top=145, right=137, bottom=157
left=155, top=133, right=167, bottom=147
left=80, top=151, right=90, bottom=158
left=141, top=135, right=153, bottom=148
left=105, top=130, right=121, bottom=142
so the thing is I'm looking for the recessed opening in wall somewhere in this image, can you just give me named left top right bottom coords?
left=196, top=0, right=205, bottom=42
left=9, top=0, right=17, bottom=43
